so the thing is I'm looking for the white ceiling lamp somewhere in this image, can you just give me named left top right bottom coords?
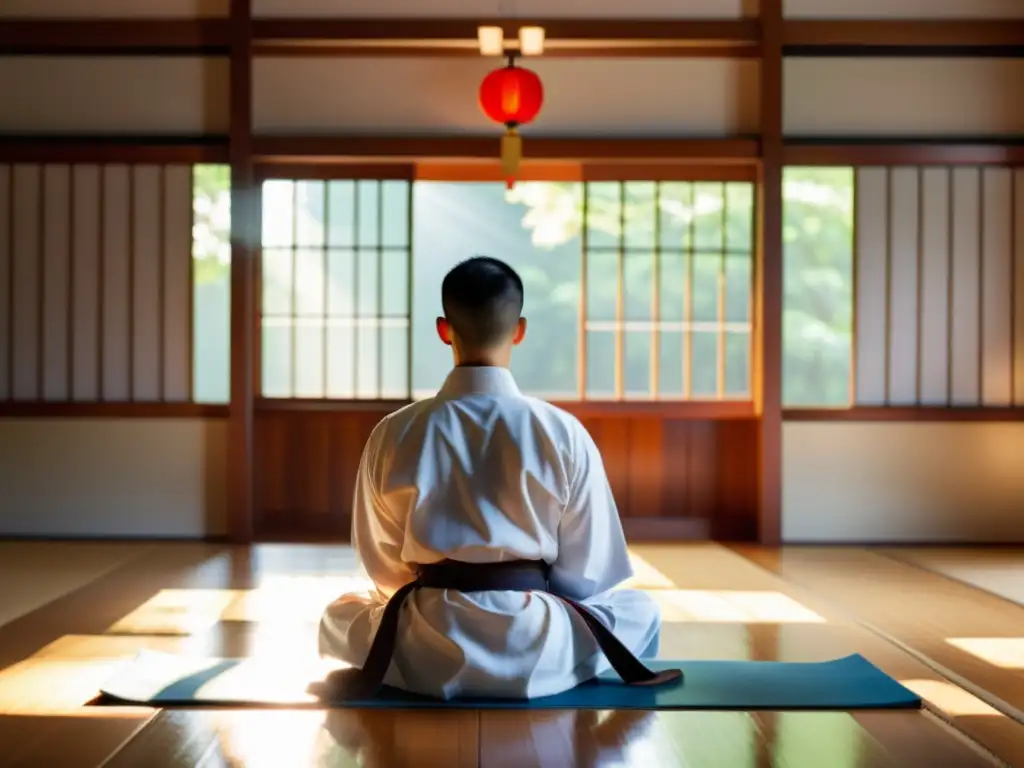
left=517, top=26, right=545, bottom=56
left=477, top=24, right=545, bottom=57
left=477, top=26, right=505, bottom=56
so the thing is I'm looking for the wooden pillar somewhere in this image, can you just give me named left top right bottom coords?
left=756, top=0, right=784, bottom=545
left=226, top=0, right=255, bottom=542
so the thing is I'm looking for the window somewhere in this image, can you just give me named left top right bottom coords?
left=782, top=167, right=854, bottom=407
left=411, top=181, right=584, bottom=399
left=412, top=180, right=754, bottom=401
left=259, top=178, right=412, bottom=399
left=258, top=177, right=754, bottom=402
left=580, top=181, right=753, bottom=400
left=847, top=166, right=1022, bottom=408
left=0, top=162, right=229, bottom=406
left=192, top=164, right=231, bottom=404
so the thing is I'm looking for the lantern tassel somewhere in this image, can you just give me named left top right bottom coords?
left=501, top=127, right=522, bottom=190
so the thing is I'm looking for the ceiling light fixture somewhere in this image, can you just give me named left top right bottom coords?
left=517, top=26, right=545, bottom=56
left=477, top=26, right=505, bottom=56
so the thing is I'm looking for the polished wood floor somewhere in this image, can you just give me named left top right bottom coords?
left=1, top=542, right=1022, bottom=767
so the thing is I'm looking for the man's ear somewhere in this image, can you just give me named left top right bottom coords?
left=512, top=317, right=527, bottom=346
left=436, top=317, right=453, bottom=346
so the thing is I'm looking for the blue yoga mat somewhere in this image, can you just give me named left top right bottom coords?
left=97, top=651, right=921, bottom=710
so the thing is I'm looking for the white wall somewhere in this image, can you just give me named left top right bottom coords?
left=784, top=0, right=1024, bottom=17
left=253, top=58, right=760, bottom=137
left=0, top=57, right=229, bottom=135
left=0, top=419, right=227, bottom=537
left=785, top=59, right=1024, bottom=137
left=783, top=422, right=1024, bottom=543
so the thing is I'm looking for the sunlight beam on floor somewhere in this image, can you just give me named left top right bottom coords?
left=898, top=679, right=1003, bottom=717
left=946, top=638, right=1024, bottom=670
left=648, top=590, right=826, bottom=624
left=622, top=550, right=677, bottom=590
left=105, top=576, right=377, bottom=635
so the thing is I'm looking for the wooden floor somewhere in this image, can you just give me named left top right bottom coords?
left=1, top=543, right=1023, bottom=767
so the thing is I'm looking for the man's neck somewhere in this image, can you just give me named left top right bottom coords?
left=455, top=361, right=507, bottom=369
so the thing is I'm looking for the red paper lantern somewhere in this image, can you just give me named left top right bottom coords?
left=478, top=64, right=544, bottom=127
left=478, top=63, right=544, bottom=188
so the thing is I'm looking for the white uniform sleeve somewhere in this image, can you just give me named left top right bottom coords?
left=549, top=422, right=634, bottom=600
left=350, top=420, right=416, bottom=599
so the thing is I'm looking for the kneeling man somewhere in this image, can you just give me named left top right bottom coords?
left=319, top=256, right=669, bottom=700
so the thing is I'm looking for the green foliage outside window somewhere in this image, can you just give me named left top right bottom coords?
left=194, top=167, right=855, bottom=407
left=781, top=168, right=853, bottom=407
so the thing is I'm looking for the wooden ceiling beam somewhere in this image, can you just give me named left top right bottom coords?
left=3, top=17, right=1022, bottom=57
left=785, top=19, right=1024, bottom=54
left=250, top=42, right=758, bottom=58
left=784, top=139, right=1024, bottom=166
left=0, top=19, right=231, bottom=54
left=4, top=136, right=1020, bottom=167
left=251, top=18, right=757, bottom=44
left=250, top=18, right=758, bottom=57
left=251, top=136, right=760, bottom=163
left=0, top=136, right=229, bottom=163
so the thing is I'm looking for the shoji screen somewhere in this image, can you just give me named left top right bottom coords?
left=853, top=167, right=1024, bottom=407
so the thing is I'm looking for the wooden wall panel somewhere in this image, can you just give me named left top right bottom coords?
left=254, top=409, right=381, bottom=538
left=254, top=406, right=759, bottom=541
left=0, top=163, right=215, bottom=406
left=853, top=166, right=1024, bottom=408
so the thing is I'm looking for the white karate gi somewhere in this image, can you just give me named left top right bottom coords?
left=318, top=366, right=660, bottom=699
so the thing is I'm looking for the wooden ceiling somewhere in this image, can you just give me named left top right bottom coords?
left=1, top=16, right=1023, bottom=56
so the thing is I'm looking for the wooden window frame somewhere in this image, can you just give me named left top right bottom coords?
left=252, top=161, right=757, bottom=411
left=253, top=164, right=414, bottom=403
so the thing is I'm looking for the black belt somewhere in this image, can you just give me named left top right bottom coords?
left=351, top=559, right=682, bottom=697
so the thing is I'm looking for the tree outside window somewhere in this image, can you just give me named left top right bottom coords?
left=242, top=169, right=854, bottom=407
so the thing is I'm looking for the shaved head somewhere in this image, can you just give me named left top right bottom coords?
left=440, top=257, right=525, bottom=351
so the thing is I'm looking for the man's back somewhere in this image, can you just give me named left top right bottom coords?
left=319, top=367, right=660, bottom=699
left=378, top=367, right=590, bottom=572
